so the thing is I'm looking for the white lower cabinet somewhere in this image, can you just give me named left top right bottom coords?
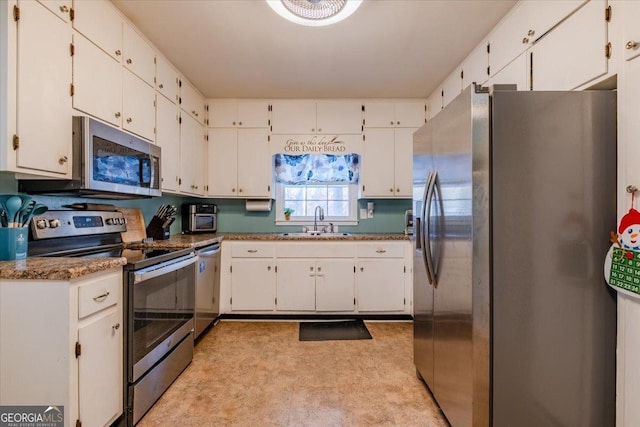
left=222, top=240, right=411, bottom=314
left=0, top=269, right=123, bottom=427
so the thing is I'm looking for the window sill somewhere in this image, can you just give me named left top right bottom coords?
left=275, top=219, right=358, bottom=227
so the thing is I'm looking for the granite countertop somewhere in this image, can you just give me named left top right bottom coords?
left=124, top=233, right=223, bottom=250
left=0, top=257, right=127, bottom=281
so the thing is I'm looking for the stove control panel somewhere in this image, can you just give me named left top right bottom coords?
left=30, top=210, right=127, bottom=240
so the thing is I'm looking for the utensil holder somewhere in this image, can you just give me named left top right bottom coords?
left=0, top=227, right=28, bottom=260
left=146, top=216, right=170, bottom=240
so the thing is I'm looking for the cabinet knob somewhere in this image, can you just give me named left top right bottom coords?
left=59, top=5, right=69, bottom=12
left=396, top=121, right=400, bottom=125
left=112, top=323, right=120, bottom=331
left=115, top=112, right=121, bottom=118
left=522, top=37, right=529, bottom=44
left=318, top=128, right=321, bottom=132
left=309, top=266, right=314, bottom=271
left=158, top=83, right=164, bottom=89
left=126, top=117, right=132, bottom=123
left=115, top=49, right=121, bottom=56
left=239, top=188, right=243, bottom=193
left=58, top=155, right=68, bottom=165
left=626, top=41, right=639, bottom=50
left=239, top=121, right=243, bottom=126
left=233, top=121, right=237, bottom=126
left=232, top=188, right=236, bottom=192
left=527, top=29, right=535, bottom=36
left=390, top=188, right=394, bottom=192
left=390, top=121, right=394, bottom=125
left=126, top=58, right=133, bottom=64
left=626, top=185, right=638, bottom=194
left=360, top=267, right=364, bottom=272
left=317, top=267, right=322, bottom=272
left=312, top=128, right=315, bottom=132
left=396, top=188, right=400, bottom=192
left=267, top=266, right=271, bottom=271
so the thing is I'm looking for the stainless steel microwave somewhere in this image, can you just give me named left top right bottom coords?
left=19, top=116, right=161, bottom=199
left=183, top=204, right=217, bottom=233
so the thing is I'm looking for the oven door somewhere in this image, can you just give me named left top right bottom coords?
left=128, top=255, right=196, bottom=383
left=192, top=214, right=217, bottom=232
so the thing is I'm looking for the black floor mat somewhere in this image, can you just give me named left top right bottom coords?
left=299, top=319, right=372, bottom=341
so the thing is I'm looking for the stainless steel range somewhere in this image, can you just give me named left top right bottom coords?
left=29, top=210, right=196, bottom=426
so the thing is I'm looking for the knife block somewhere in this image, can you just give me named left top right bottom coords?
left=146, top=215, right=171, bottom=240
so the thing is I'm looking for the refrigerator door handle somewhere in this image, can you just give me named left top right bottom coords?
left=423, top=171, right=437, bottom=286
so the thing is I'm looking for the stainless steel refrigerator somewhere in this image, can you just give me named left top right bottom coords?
left=413, top=85, right=617, bottom=427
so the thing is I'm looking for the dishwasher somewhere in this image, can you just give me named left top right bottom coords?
left=195, top=241, right=221, bottom=339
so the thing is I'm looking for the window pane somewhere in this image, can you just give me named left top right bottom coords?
left=307, top=187, right=327, bottom=201
left=287, top=201, right=304, bottom=216
left=285, top=186, right=304, bottom=200
left=328, top=185, right=349, bottom=200
left=327, top=201, right=349, bottom=216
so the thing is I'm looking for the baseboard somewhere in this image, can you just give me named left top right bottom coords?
left=218, top=313, right=413, bottom=321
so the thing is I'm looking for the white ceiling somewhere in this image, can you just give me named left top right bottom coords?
left=112, top=0, right=516, bottom=99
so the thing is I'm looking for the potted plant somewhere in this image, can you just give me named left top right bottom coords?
left=283, top=207, right=295, bottom=221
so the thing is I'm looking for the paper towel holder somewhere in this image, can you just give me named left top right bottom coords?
left=245, top=199, right=272, bottom=212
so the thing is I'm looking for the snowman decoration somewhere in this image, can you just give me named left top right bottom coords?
left=604, top=208, right=640, bottom=298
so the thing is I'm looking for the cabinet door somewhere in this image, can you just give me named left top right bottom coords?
left=78, top=309, right=122, bottom=427
left=179, top=113, right=197, bottom=194
left=393, top=128, right=415, bottom=198
left=316, top=101, right=362, bottom=134
left=238, top=101, right=270, bottom=128
left=194, top=129, right=207, bottom=196
left=72, top=0, right=122, bottom=61
left=527, top=0, right=586, bottom=43
left=122, top=72, right=155, bottom=141
left=394, top=101, right=426, bottom=127
left=621, top=52, right=640, bottom=191
left=357, top=259, right=405, bottom=311
left=209, top=101, right=237, bottom=128
left=276, top=260, right=316, bottom=311
left=237, top=128, right=271, bottom=198
left=623, top=0, right=640, bottom=62
left=426, top=90, right=443, bottom=120
left=16, top=1, right=72, bottom=175
left=486, top=51, right=529, bottom=91
left=207, top=128, right=238, bottom=197
left=231, top=259, right=275, bottom=310
left=37, top=0, right=72, bottom=22
left=271, top=101, right=316, bottom=134
left=530, top=0, right=606, bottom=90
left=442, top=68, right=463, bottom=108
left=488, top=1, right=528, bottom=77
left=156, top=56, right=179, bottom=103
left=180, top=79, right=205, bottom=124
left=73, top=33, right=122, bottom=126
left=462, top=40, right=489, bottom=90
left=316, top=260, right=354, bottom=312
left=156, top=95, right=181, bottom=192
left=364, top=101, right=395, bottom=127
left=361, top=128, right=395, bottom=197
left=122, top=23, right=155, bottom=85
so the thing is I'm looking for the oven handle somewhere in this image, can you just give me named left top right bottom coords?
left=197, top=245, right=221, bottom=257
left=133, top=255, right=197, bottom=284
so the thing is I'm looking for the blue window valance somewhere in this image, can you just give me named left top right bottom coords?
left=273, top=153, right=360, bottom=185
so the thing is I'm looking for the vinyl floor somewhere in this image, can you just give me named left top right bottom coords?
left=137, top=321, right=449, bottom=427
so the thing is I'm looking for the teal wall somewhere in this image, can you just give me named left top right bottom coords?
left=0, top=172, right=410, bottom=234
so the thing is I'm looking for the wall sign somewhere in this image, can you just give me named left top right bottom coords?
left=270, top=134, right=363, bottom=156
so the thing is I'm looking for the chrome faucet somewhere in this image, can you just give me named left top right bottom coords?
left=314, top=205, right=324, bottom=231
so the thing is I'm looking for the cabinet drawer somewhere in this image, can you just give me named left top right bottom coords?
left=356, top=243, right=405, bottom=258
left=231, top=242, right=275, bottom=258
left=78, top=272, right=121, bottom=319
left=277, top=242, right=354, bottom=258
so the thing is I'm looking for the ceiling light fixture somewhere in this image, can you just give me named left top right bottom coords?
left=266, top=0, right=363, bottom=27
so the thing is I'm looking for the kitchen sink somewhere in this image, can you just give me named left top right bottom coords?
left=280, top=232, right=352, bottom=237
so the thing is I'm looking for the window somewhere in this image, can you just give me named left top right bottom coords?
left=274, top=153, right=359, bottom=224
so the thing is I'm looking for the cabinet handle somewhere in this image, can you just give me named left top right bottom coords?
left=247, top=249, right=258, bottom=253
left=158, top=83, right=164, bottom=89
left=396, top=188, right=400, bottom=192
left=233, top=121, right=237, bottom=126
left=318, top=128, right=321, bottom=132
left=626, top=41, right=639, bottom=50
left=239, top=121, right=243, bottom=126
left=390, top=121, right=394, bottom=125
left=522, top=37, right=529, bottom=44
left=59, top=5, right=69, bottom=12
left=316, top=273, right=324, bottom=277
left=112, top=323, right=120, bottom=331
left=527, top=29, right=535, bottom=37
left=115, top=112, right=121, bottom=118
left=267, top=266, right=271, bottom=271
left=376, top=249, right=387, bottom=254
left=312, top=128, right=315, bottom=132
left=390, top=188, right=394, bottom=192
left=396, top=121, right=400, bottom=125
left=93, top=291, right=110, bottom=302
left=126, top=117, right=132, bottom=123
left=126, top=58, right=133, bottom=64
left=238, top=188, right=243, bottom=193
left=360, top=267, right=364, bottom=272
left=317, top=267, right=322, bottom=272
left=627, top=185, right=638, bottom=194
left=115, top=49, right=121, bottom=56
left=232, top=188, right=236, bottom=192
left=58, top=156, right=68, bottom=165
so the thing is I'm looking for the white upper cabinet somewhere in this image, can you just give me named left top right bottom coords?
left=442, top=67, right=463, bottom=108
left=426, top=90, right=443, bottom=120
left=73, top=32, right=122, bottom=127
left=37, top=0, right=72, bottom=22
left=462, top=39, right=489, bottom=89
left=271, top=100, right=362, bottom=134
left=486, top=51, right=529, bottom=91
left=209, top=100, right=270, bottom=128
left=622, top=0, right=640, bottom=62
left=122, top=23, right=155, bottom=86
left=122, top=72, right=155, bottom=141
left=488, top=0, right=585, bottom=77
left=155, top=95, right=181, bottom=192
left=364, top=101, right=425, bottom=128
left=315, top=101, right=362, bottom=134
left=155, top=55, right=179, bottom=103
left=14, top=0, right=72, bottom=176
left=72, top=0, right=123, bottom=62
left=180, top=78, right=206, bottom=125
left=530, top=0, right=606, bottom=90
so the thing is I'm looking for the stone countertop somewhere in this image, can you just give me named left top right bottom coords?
left=0, top=257, right=127, bottom=281
left=124, top=233, right=223, bottom=250
left=220, top=233, right=411, bottom=241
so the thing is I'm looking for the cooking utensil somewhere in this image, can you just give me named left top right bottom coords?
left=21, top=203, right=47, bottom=228
left=5, top=196, right=22, bottom=228
left=15, top=200, right=35, bottom=227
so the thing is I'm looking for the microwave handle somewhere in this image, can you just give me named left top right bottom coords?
left=133, top=256, right=197, bottom=284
